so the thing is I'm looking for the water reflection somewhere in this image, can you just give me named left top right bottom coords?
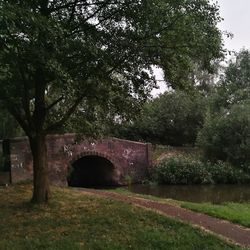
left=127, top=184, right=250, bottom=203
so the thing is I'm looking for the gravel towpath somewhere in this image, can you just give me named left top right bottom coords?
left=82, top=189, right=250, bottom=247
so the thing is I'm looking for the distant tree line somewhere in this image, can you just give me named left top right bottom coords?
left=113, top=49, right=250, bottom=169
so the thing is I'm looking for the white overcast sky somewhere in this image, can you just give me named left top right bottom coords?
left=217, top=0, right=250, bottom=52
left=152, top=0, right=250, bottom=96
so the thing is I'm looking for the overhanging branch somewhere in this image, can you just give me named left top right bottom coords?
left=46, top=96, right=64, bottom=111
left=4, top=100, right=30, bottom=135
left=45, top=95, right=84, bottom=132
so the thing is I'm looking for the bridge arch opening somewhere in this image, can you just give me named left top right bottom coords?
left=68, top=155, right=117, bottom=187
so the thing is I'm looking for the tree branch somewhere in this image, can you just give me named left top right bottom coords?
left=3, top=101, right=30, bottom=135
left=50, top=0, right=119, bottom=13
left=67, top=1, right=123, bottom=37
left=45, top=95, right=84, bottom=132
left=46, top=96, right=64, bottom=111
left=68, top=0, right=79, bottom=24
left=32, top=68, right=47, bottom=132
left=16, top=55, right=33, bottom=127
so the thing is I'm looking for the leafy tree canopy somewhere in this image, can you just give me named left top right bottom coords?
left=0, top=0, right=224, bottom=202
left=115, top=91, right=206, bottom=146
left=198, top=49, right=250, bottom=168
left=210, top=49, right=250, bottom=114
left=197, top=101, right=250, bottom=168
left=0, top=109, right=23, bottom=139
left=0, top=0, right=224, bottom=136
left=224, top=49, right=250, bottom=89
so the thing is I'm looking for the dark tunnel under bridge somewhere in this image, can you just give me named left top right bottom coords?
left=67, top=155, right=118, bottom=188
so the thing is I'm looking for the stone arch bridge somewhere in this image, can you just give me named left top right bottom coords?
left=1, top=134, right=152, bottom=187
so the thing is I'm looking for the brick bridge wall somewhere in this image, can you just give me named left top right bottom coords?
left=0, top=140, right=10, bottom=185
left=2, top=134, right=152, bottom=186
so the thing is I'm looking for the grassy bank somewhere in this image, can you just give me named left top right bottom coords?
left=0, top=184, right=245, bottom=250
left=152, top=145, right=199, bottom=162
left=180, top=201, right=250, bottom=228
left=113, top=188, right=250, bottom=229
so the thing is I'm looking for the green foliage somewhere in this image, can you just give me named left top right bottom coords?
left=206, top=161, right=250, bottom=184
left=197, top=102, right=250, bottom=167
left=116, top=91, right=206, bottom=146
left=156, top=1, right=224, bottom=90
left=152, top=145, right=174, bottom=161
left=152, top=144, right=200, bottom=162
left=223, top=49, right=250, bottom=94
left=154, top=156, right=210, bottom=184
left=124, top=174, right=133, bottom=187
left=0, top=0, right=224, bottom=137
left=0, top=107, right=23, bottom=139
left=198, top=50, right=250, bottom=168
left=154, top=156, right=250, bottom=185
left=208, top=50, right=250, bottom=115
left=0, top=0, right=224, bottom=202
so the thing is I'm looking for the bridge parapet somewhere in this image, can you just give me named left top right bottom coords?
left=3, top=134, right=152, bottom=186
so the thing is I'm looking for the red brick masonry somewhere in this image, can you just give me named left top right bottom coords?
left=3, top=134, right=152, bottom=186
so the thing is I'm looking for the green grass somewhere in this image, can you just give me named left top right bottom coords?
left=114, top=187, right=250, bottom=229
left=111, top=187, right=179, bottom=205
left=180, top=201, right=250, bottom=228
left=0, top=184, right=247, bottom=250
left=152, top=145, right=201, bottom=164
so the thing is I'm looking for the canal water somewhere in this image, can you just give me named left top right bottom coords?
left=126, top=184, right=250, bottom=204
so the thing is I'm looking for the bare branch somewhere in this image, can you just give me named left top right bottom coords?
left=50, top=0, right=119, bottom=13
left=46, top=96, right=64, bottom=111
left=68, top=0, right=79, bottom=23
left=67, top=1, right=123, bottom=37
left=45, top=95, right=84, bottom=132
left=4, top=101, right=30, bottom=135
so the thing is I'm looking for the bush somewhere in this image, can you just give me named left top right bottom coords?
left=206, top=161, right=250, bottom=184
left=153, top=156, right=250, bottom=185
left=115, top=91, right=206, bottom=146
left=154, top=156, right=211, bottom=184
left=197, top=102, right=250, bottom=167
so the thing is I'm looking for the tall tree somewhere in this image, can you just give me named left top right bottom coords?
left=197, top=49, right=250, bottom=167
left=115, top=91, right=206, bottom=146
left=0, top=0, right=223, bottom=203
left=0, top=107, right=23, bottom=139
left=208, top=49, right=250, bottom=115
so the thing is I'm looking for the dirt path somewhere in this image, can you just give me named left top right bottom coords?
left=81, top=189, right=250, bottom=247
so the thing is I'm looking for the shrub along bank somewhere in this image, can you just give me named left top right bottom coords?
left=153, top=156, right=250, bottom=185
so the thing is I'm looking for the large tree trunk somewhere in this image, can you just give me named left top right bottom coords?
left=29, top=133, right=50, bottom=203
